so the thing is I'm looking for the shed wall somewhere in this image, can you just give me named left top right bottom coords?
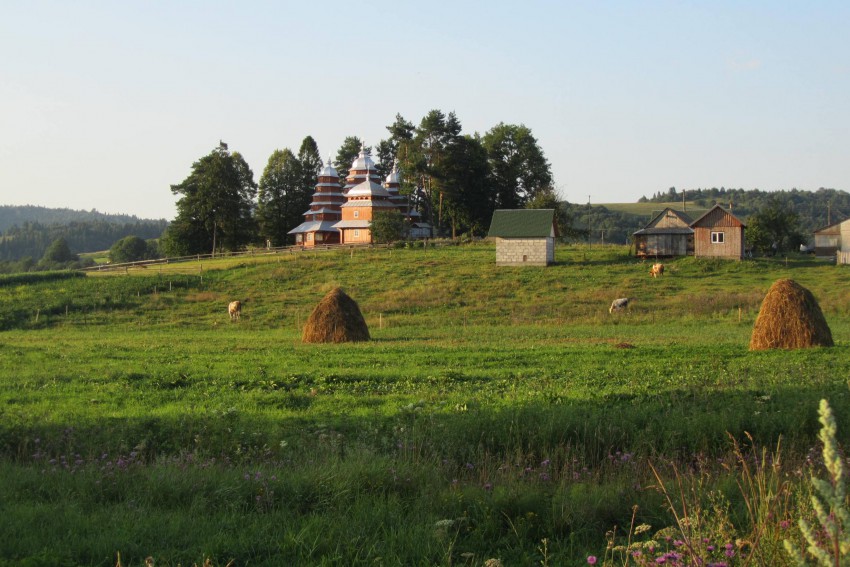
left=496, top=238, right=554, bottom=266
left=814, top=232, right=840, bottom=256
left=341, top=228, right=372, bottom=244
left=637, top=234, right=692, bottom=256
left=692, top=207, right=745, bottom=259
left=841, top=221, right=850, bottom=253
left=693, top=227, right=744, bottom=258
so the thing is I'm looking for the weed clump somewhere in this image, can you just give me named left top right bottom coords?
left=749, top=278, right=833, bottom=351
left=302, top=287, right=370, bottom=343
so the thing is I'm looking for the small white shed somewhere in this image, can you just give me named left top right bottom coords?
left=487, top=209, right=556, bottom=266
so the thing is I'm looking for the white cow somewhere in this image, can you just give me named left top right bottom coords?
left=609, top=298, right=631, bottom=314
left=228, top=300, right=242, bottom=321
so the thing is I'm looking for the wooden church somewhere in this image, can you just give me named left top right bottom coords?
left=288, top=147, right=429, bottom=245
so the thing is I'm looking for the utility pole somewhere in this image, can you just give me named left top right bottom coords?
left=682, top=189, right=686, bottom=212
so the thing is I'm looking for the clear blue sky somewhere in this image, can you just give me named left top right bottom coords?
left=1, top=1, right=848, bottom=220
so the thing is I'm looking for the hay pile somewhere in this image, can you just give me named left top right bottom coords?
left=302, top=287, right=370, bottom=343
left=749, top=278, right=833, bottom=350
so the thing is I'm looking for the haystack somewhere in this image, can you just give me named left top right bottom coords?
left=749, top=278, right=833, bottom=350
left=302, top=287, right=370, bottom=343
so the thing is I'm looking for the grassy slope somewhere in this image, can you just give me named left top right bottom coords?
left=1, top=243, right=849, bottom=565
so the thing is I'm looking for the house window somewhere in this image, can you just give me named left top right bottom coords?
left=307, top=233, right=313, bottom=241
left=354, top=230, right=360, bottom=238
left=353, top=210, right=359, bottom=218
left=711, top=231, right=725, bottom=244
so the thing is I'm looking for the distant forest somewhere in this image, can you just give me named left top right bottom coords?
left=0, top=205, right=166, bottom=233
left=0, top=206, right=167, bottom=265
left=571, top=187, right=850, bottom=245
left=1, top=187, right=847, bottom=266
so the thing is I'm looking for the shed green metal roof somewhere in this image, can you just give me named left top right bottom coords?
left=487, top=209, right=555, bottom=238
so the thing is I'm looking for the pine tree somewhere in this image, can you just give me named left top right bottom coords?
left=163, top=143, right=257, bottom=256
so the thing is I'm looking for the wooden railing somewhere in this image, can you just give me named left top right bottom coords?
left=80, top=240, right=457, bottom=273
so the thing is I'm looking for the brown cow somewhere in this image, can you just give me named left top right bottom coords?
left=649, top=263, right=664, bottom=278
left=228, top=300, right=242, bottom=321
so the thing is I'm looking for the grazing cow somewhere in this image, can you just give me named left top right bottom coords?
left=609, top=298, right=631, bottom=314
left=228, top=300, right=242, bottom=321
left=649, top=263, right=664, bottom=278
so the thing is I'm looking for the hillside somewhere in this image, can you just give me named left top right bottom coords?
left=0, top=204, right=166, bottom=232
left=0, top=205, right=168, bottom=264
left=1, top=242, right=849, bottom=564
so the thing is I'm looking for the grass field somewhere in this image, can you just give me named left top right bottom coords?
left=1, top=243, right=848, bottom=565
left=599, top=201, right=708, bottom=218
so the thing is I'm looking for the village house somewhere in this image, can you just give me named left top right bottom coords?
left=689, top=204, right=746, bottom=259
left=487, top=209, right=556, bottom=266
left=633, top=207, right=694, bottom=258
left=813, top=218, right=850, bottom=264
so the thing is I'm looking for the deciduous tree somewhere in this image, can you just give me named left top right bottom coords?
left=370, top=210, right=408, bottom=244
left=526, top=187, right=589, bottom=241
left=438, top=134, right=493, bottom=237
left=746, top=197, right=806, bottom=256
left=483, top=123, right=552, bottom=208
left=109, top=235, right=149, bottom=263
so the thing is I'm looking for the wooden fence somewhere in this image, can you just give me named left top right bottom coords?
left=81, top=240, right=455, bottom=273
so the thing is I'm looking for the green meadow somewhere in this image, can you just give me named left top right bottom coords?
left=1, top=243, right=849, bottom=566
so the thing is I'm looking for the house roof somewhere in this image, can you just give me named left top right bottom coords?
left=303, top=207, right=342, bottom=216
left=689, top=204, right=746, bottom=228
left=319, top=158, right=339, bottom=179
left=346, top=176, right=391, bottom=199
left=332, top=220, right=372, bottom=229
left=813, top=217, right=850, bottom=234
left=287, top=220, right=340, bottom=234
left=633, top=207, right=695, bottom=236
left=487, top=209, right=555, bottom=238
left=340, top=200, right=397, bottom=208
left=349, top=147, right=377, bottom=172
left=633, top=227, right=694, bottom=236
left=648, top=207, right=693, bottom=227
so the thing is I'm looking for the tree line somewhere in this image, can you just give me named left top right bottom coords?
left=0, top=205, right=165, bottom=233
left=640, top=187, right=850, bottom=232
left=0, top=219, right=168, bottom=273
left=162, top=110, right=564, bottom=256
